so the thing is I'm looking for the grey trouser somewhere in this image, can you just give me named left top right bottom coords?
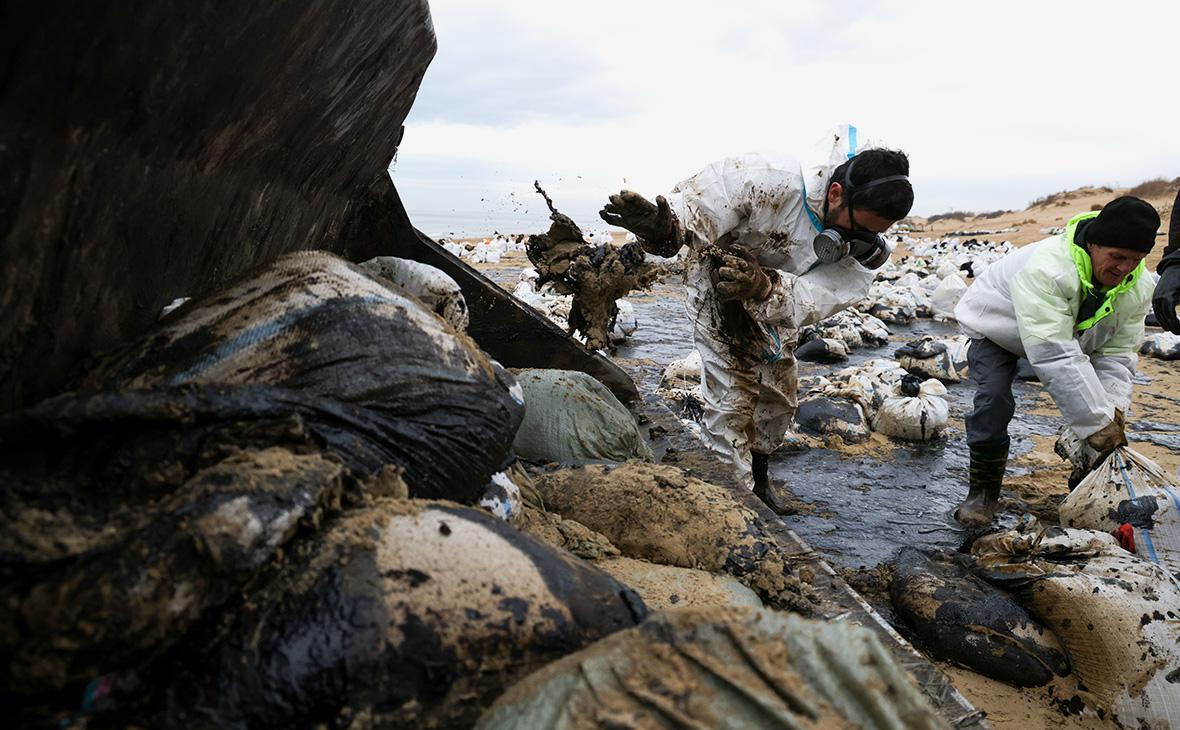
left=965, top=337, right=1018, bottom=448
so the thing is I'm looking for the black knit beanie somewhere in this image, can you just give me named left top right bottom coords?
left=1086, top=196, right=1161, bottom=253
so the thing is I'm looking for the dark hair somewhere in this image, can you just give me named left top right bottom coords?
left=829, top=148, right=914, bottom=221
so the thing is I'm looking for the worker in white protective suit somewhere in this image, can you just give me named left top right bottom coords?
left=599, top=127, right=914, bottom=512
left=953, top=196, right=1161, bottom=526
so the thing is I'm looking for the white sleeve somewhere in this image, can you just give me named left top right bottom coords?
left=1091, top=353, right=1135, bottom=412
left=746, top=258, right=874, bottom=329
left=1011, top=266, right=1113, bottom=438
left=664, top=155, right=803, bottom=245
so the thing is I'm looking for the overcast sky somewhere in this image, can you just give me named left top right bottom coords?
left=391, top=0, right=1179, bottom=235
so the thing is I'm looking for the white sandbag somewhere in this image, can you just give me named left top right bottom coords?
left=935, top=261, right=960, bottom=279
left=609, top=299, right=638, bottom=341
left=358, top=256, right=469, bottom=330
left=1059, top=446, right=1180, bottom=579
left=478, top=470, right=523, bottom=523
left=1139, top=331, right=1180, bottom=360
left=931, top=273, right=968, bottom=322
left=873, top=378, right=949, bottom=442
left=972, top=521, right=1180, bottom=728
left=659, top=350, right=702, bottom=391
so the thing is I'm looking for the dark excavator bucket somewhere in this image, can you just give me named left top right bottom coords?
left=0, top=0, right=636, bottom=412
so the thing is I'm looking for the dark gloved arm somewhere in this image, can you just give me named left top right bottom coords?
left=1152, top=187, right=1180, bottom=333
left=599, top=191, right=684, bottom=257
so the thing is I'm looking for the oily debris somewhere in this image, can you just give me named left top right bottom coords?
left=531, top=461, right=815, bottom=613
left=154, top=498, right=646, bottom=728
left=527, top=183, right=660, bottom=350
left=0, top=447, right=345, bottom=694
left=593, top=557, right=763, bottom=611
left=478, top=606, right=949, bottom=730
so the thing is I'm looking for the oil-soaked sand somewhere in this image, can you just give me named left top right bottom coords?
left=477, top=250, right=1180, bottom=574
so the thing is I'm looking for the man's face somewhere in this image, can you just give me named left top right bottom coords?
left=824, top=183, right=897, bottom=234
left=1088, top=244, right=1147, bottom=288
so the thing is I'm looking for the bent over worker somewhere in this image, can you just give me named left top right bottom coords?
left=599, top=128, right=914, bottom=512
left=953, top=196, right=1161, bottom=526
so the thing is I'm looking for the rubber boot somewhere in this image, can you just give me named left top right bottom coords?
left=954, top=442, right=1008, bottom=527
left=751, top=452, right=797, bottom=515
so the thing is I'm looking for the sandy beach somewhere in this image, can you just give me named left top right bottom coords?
left=459, top=179, right=1180, bottom=729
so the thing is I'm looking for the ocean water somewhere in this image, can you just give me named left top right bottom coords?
left=407, top=208, right=615, bottom=240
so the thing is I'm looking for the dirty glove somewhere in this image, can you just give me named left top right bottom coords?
left=1152, top=266, right=1180, bottom=334
left=715, top=250, right=773, bottom=302
left=1085, top=408, right=1127, bottom=458
left=599, top=191, right=683, bottom=257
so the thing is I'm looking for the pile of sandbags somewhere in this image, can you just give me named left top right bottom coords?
left=0, top=252, right=559, bottom=716
left=797, top=309, right=891, bottom=362
left=855, top=236, right=1014, bottom=323
left=796, top=359, right=908, bottom=443
left=894, top=335, right=970, bottom=383
left=972, top=521, right=1180, bottom=727
left=155, top=500, right=645, bottom=727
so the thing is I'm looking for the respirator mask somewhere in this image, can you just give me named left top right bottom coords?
left=812, top=158, right=907, bottom=270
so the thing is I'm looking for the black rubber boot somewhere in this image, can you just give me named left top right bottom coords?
left=954, top=442, right=1008, bottom=527
left=751, top=452, right=797, bottom=515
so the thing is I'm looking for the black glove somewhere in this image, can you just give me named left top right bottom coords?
left=715, top=250, right=773, bottom=302
left=1152, top=265, right=1180, bottom=334
left=599, top=191, right=683, bottom=257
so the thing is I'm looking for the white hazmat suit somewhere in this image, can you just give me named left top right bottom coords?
left=663, top=126, right=883, bottom=487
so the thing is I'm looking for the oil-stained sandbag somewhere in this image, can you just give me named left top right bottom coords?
left=1139, top=331, right=1180, bottom=360
left=357, top=255, right=469, bottom=331
left=659, top=350, right=702, bottom=391
left=0, top=445, right=345, bottom=693
left=795, top=395, right=870, bottom=443
left=511, top=369, right=653, bottom=463
left=972, top=521, right=1180, bottom=727
left=819, top=358, right=907, bottom=420
left=873, top=377, right=949, bottom=442
left=894, top=335, right=969, bottom=383
left=78, top=251, right=524, bottom=501
left=1059, top=446, right=1180, bottom=578
left=594, top=558, right=763, bottom=611
left=477, top=606, right=948, bottom=730
left=796, top=337, right=850, bottom=363
left=531, top=462, right=813, bottom=613
left=801, top=309, right=890, bottom=351
left=890, top=548, right=1069, bottom=687
left=158, top=499, right=646, bottom=729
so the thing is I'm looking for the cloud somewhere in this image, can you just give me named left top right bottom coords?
left=396, top=0, right=1180, bottom=231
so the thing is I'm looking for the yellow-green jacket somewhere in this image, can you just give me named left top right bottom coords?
left=955, top=212, right=1153, bottom=438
